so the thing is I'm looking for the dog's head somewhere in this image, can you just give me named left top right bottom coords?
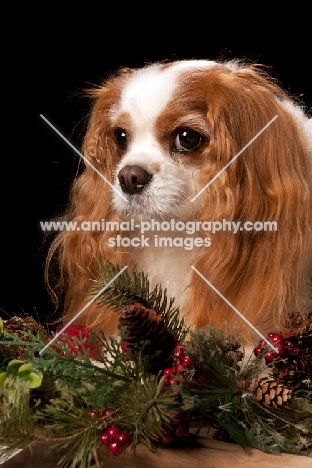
left=49, top=60, right=311, bottom=339
left=84, top=60, right=311, bottom=225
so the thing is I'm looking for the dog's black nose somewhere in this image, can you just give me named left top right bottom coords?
left=118, top=165, right=152, bottom=194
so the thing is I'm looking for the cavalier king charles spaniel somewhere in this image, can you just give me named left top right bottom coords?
left=47, top=60, right=312, bottom=343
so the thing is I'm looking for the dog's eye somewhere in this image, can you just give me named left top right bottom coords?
left=173, top=128, right=202, bottom=152
left=114, top=129, right=128, bottom=150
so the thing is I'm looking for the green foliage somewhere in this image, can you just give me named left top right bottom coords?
left=36, top=384, right=104, bottom=468
left=179, top=325, right=312, bottom=455
left=113, top=375, right=180, bottom=449
left=89, top=259, right=188, bottom=341
left=0, top=376, right=35, bottom=459
left=186, top=326, right=240, bottom=389
left=1, top=321, right=312, bottom=463
left=233, top=394, right=312, bottom=455
left=0, top=265, right=312, bottom=465
left=0, top=359, right=43, bottom=389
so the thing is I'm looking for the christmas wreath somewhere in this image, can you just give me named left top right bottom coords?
left=0, top=261, right=311, bottom=467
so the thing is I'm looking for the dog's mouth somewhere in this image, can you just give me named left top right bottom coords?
left=118, top=165, right=153, bottom=195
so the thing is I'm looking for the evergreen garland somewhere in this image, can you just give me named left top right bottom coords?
left=0, top=263, right=311, bottom=467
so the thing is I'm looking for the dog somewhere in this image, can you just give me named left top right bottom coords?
left=47, top=60, right=312, bottom=344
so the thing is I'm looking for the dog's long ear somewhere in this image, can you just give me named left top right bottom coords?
left=186, top=65, right=311, bottom=342
left=46, top=73, right=130, bottom=331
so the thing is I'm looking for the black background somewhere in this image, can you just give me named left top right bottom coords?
left=2, top=9, right=311, bottom=325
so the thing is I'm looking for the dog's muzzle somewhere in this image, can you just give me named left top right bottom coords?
left=118, top=165, right=153, bottom=194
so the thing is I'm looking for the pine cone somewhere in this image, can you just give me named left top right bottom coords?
left=215, top=338, right=244, bottom=370
left=254, top=377, right=292, bottom=408
left=3, top=316, right=48, bottom=337
left=2, top=316, right=48, bottom=359
left=272, top=353, right=312, bottom=391
left=118, top=302, right=177, bottom=373
left=224, top=349, right=244, bottom=366
left=285, top=311, right=312, bottom=335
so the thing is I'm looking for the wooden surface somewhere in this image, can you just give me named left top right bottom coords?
left=99, top=436, right=312, bottom=468
left=1, top=436, right=311, bottom=467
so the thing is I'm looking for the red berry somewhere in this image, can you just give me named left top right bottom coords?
left=171, top=412, right=184, bottom=424
left=120, top=341, right=128, bottom=353
left=253, top=339, right=266, bottom=356
left=163, top=368, right=174, bottom=377
left=174, top=344, right=185, bottom=358
left=284, top=339, right=297, bottom=354
left=271, top=334, right=284, bottom=344
left=267, top=332, right=278, bottom=340
left=284, top=340, right=293, bottom=347
left=115, top=431, right=132, bottom=447
left=100, top=432, right=109, bottom=445
left=108, top=442, right=122, bottom=455
left=174, top=423, right=189, bottom=439
left=102, top=408, right=114, bottom=417
left=265, top=340, right=289, bottom=363
left=264, top=352, right=275, bottom=364
left=170, top=378, right=179, bottom=386
left=274, top=343, right=288, bottom=358
left=54, top=325, right=101, bottom=358
left=283, top=332, right=295, bottom=338
left=168, top=378, right=180, bottom=394
left=89, top=410, right=98, bottom=418
left=183, top=356, right=192, bottom=367
left=162, top=434, right=176, bottom=445
left=176, top=364, right=187, bottom=374
left=107, top=426, right=120, bottom=441
left=163, top=376, right=171, bottom=387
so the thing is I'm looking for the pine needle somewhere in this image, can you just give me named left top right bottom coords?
left=89, top=259, right=188, bottom=341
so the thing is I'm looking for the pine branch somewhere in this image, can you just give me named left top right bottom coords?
left=240, top=394, right=312, bottom=454
left=0, top=377, right=35, bottom=456
left=180, top=325, right=312, bottom=454
left=185, top=326, right=242, bottom=390
left=36, top=384, right=104, bottom=468
left=112, top=374, right=180, bottom=449
left=89, top=259, right=188, bottom=341
left=89, top=259, right=149, bottom=310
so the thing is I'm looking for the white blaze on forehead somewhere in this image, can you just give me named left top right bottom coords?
left=116, top=60, right=217, bottom=127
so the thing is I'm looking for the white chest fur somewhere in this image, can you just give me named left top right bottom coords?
left=130, top=232, right=201, bottom=315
